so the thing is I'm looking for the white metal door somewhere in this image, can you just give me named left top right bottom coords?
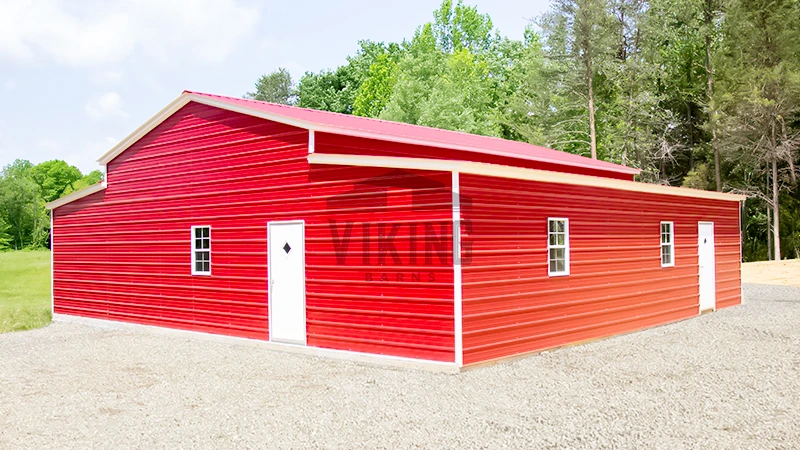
left=268, top=221, right=306, bottom=344
left=698, top=222, right=716, bottom=312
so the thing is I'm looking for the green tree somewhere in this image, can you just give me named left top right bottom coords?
left=245, top=68, right=294, bottom=104
left=381, top=1, right=502, bottom=135
left=0, top=217, right=11, bottom=250
left=499, top=30, right=550, bottom=144
left=0, top=159, right=100, bottom=250
left=432, top=0, right=495, bottom=54
left=296, top=41, right=396, bottom=114
left=296, top=67, right=359, bottom=113
left=541, top=0, right=616, bottom=160
left=30, top=160, right=82, bottom=204
left=381, top=24, right=445, bottom=124
left=0, top=160, right=45, bottom=249
left=646, top=0, right=709, bottom=175
left=416, top=49, right=500, bottom=135
left=64, top=170, right=104, bottom=195
left=352, top=44, right=405, bottom=117
left=602, top=0, right=677, bottom=175
left=717, top=0, right=800, bottom=259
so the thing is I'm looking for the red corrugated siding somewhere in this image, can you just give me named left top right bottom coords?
left=459, top=174, right=741, bottom=366
left=186, top=91, right=639, bottom=179
left=53, top=101, right=455, bottom=362
left=315, top=133, right=635, bottom=180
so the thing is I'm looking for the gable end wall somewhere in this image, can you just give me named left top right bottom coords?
left=52, top=102, right=455, bottom=362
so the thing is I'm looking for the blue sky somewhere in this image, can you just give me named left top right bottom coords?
left=0, top=0, right=550, bottom=174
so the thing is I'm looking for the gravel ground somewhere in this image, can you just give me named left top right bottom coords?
left=1, top=284, right=799, bottom=449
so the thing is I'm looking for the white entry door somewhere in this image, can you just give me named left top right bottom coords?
left=268, top=221, right=306, bottom=344
left=698, top=222, right=716, bottom=313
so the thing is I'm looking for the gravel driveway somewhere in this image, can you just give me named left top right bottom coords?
left=1, top=284, right=799, bottom=449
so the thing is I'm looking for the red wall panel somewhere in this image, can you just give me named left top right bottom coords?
left=53, top=102, right=455, bottom=362
left=459, top=174, right=742, bottom=366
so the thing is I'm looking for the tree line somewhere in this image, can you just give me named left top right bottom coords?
left=0, top=160, right=102, bottom=250
left=246, top=0, right=800, bottom=261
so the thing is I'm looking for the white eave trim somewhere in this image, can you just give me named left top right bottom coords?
left=96, top=92, right=639, bottom=178
left=308, top=153, right=747, bottom=202
left=46, top=183, right=106, bottom=210
left=98, top=95, right=192, bottom=165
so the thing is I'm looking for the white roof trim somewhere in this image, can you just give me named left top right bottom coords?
left=98, top=95, right=192, bottom=165
left=96, top=92, right=638, bottom=176
left=46, top=183, right=106, bottom=210
left=98, top=93, right=322, bottom=165
left=308, top=153, right=747, bottom=202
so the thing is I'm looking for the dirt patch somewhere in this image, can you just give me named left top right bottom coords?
left=742, top=259, right=800, bottom=286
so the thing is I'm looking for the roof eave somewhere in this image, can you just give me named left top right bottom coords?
left=307, top=153, right=746, bottom=202
left=46, top=182, right=107, bottom=210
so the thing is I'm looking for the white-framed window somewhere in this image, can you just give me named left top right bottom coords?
left=548, top=218, right=570, bottom=276
left=660, top=221, right=675, bottom=267
left=192, top=226, right=211, bottom=275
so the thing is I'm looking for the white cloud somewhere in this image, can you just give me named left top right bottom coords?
left=0, top=0, right=260, bottom=67
left=3, top=79, right=16, bottom=91
left=92, top=70, right=125, bottom=84
left=260, top=39, right=277, bottom=49
left=85, top=92, right=129, bottom=121
left=38, top=136, right=116, bottom=174
left=36, top=137, right=60, bottom=151
left=74, top=136, right=118, bottom=173
left=279, top=62, right=307, bottom=81
left=140, top=73, right=165, bottom=94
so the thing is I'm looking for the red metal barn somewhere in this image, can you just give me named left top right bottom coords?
left=47, top=91, right=745, bottom=371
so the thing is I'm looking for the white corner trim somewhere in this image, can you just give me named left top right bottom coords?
left=452, top=171, right=463, bottom=367
left=45, top=183, right=106, bottom=210
left=52, top=314, right=460, bottom=373
left=308, top=153, right=747, bottom=202
left=308, top=129, right=315, bottom=154
left=739, top=199, right=745, bottom=305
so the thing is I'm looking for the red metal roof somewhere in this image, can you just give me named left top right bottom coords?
left=184, top=91, right=640, bottom=176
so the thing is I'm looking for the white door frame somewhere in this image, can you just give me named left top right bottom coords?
left=698, top=221, right=716, bottom=313
left=267, top=220, right=307, bottom=345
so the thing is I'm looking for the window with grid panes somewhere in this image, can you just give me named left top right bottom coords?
left=192, top=226, right=211, bottom=275
left=548, top=218, right=569, bottom=276
left=660, top=222, right=674, bottom=267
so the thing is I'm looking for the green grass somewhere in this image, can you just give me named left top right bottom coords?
left=0, top=250, right=51, bottom=333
